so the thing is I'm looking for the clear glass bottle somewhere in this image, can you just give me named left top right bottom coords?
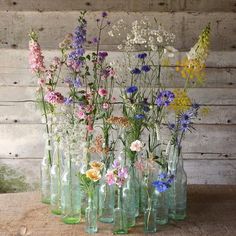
left=98, top=178, right=115, bottom=223
left=156, top=189, right=168, bottom=225
left=123, top=166, right=137, bottom=228
left=168, top=145, right=187, bottom=220
left=40, top=139, right=52, bottom=204
left=61, top=155, right=81, bottom=224
left=50, top=140, right=62, bottom=215
left=144, top=207, right=157, bottom=233
left=113, top=187, right=128, bottom=234
left=85, top=191, right=98, bottom=233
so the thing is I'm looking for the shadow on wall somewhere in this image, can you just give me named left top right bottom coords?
left=0, top=164, right=32, bottom=193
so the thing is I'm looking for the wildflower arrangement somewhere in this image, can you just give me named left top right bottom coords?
left=29, top=11, right=211, bottom=234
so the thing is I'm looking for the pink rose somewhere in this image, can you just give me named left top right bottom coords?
left=77, top=111, right=86, bottom=120
left=103, top=103, right=109, bottom=109
left=130, top=140, right=144, bottom=152
left=86, top=124, right=94, bottom=132
left=98, top=88, right=108, bottom=97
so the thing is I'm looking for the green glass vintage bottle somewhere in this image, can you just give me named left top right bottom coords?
left=40, top=138, right=53, bottom=204
left=113, top=187, right=128, bottom=234
left=168, top=145, right=187, bottom=220
left=85, top=191, right=98, bottom=233
left=50, top=140, right=62, bottom=215
left=61, top=155, right=81, bottom=224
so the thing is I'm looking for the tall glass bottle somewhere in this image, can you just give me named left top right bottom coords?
left=156, top=190, right=168, bottom=225
left=168, top=145, right=187, bottom=220
left=98, top=178, right=115, bottom=223
left=50, top=140, right=62, bottom=215
left=40, top=138, right=52, bottom=204
left=61, top=155, right=81, bottom=224
left=113, top=187, right=128, bottom=234
left=85, top=190, right=98, bottom=233
left=123, top=166, right=137, bottom=228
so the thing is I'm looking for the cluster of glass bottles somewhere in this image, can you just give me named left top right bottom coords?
left=40, top=141, right=187, bottom=234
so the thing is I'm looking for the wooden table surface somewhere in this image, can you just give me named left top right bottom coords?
left=0, top=185, right=235, bottom=236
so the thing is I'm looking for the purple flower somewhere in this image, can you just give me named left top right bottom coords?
left=73, top=78, right=82, bottom=88
left=102, top=12, right=108, bottom=18
left=168, top=123, right=176, bottom=130
left=180, top=121, right=189, bottom=132
left=118, top=167, right=128, bottom=179
left=131, top=68, right=141, bottom=75
left=64, top=77, right=74, bottom=86
left=112, top=159, right=121, bottom=169
left=134, top=114, right=145, bottom=119
left=137, top=53, right=147, bottom=59
left=192, top=103, right=200, bottom=109
left=159, top=173, right=168, bottom=179
left=156, top=90, right=175, bottom=107
left=98, top=51, right=108, bottom=61
left=141, top=65, right=151, bottom=72
left=64, top=97, right=73, bottom=105
left=126, top=86, right=138, bottom=94
left=152, top=181, right=169, bottom=193
left=93, top=37, right=98, bottom=43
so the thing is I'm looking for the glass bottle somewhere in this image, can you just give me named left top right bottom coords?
left=98, top=178, right=115, bottom=223
left=113, top=187, right=128, bottom=234
left=123, top=166, right=137, bottom=228
left=85, top=191, right=98, bottom=233
left=61, top=155, right=81, bottom=224
left=50, top=140, right=62, bottom=215
left=168, top=145, right=187, bottom=220
left=40, top=138, right=52, bottom=204
left=156, top=190, right=168, bottom=225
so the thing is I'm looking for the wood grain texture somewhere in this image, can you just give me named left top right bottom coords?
left=1, top=186, right=236, bottom=235
left=1, top=0, right=236, bottom=12
left=0, top=12, right=236, bottom=50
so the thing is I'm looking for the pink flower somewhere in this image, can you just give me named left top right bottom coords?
left=29, top=40, right=45, bottom=73
left=130, top=140, right=144, bottom=152
left=85, top=105, right=94, bottom=113
left=98, top=88, right=108, bottom=97
left=103, top=103, right=109, bottom=109
left=86, top=124, right=94, bottom=132
left=134, top=159, right=145, bottom=172
left=106, top=170, right=116, bottom=186
left=77, top=111, right=86, bottom=120
left=37, top=78, right=45, bottom=86
left=44, top=91, right=64, bottom=104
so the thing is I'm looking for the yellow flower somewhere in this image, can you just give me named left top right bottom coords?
left=86, top=169, right=101, bottom=182
left=89, top=161, right=104, bottom=171
left=169, top=89, right=192, bottom=114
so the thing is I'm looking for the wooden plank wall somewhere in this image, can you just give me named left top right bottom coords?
left=0, top=0, right=236, bottom=190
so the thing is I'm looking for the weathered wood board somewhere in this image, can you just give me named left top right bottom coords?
left=0, top=11, right=236, bottom=50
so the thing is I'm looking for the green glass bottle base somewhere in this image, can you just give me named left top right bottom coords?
left=144, top=229, right=157, bottom=234
left=99, top=217, right=113, bottom=223
left=169, top=213, right=186, bottom=221
left=62, top=217, right=81, bottom=224
left=113, top=229, right=128, bottom=234
left=51, top=209, right=62, bottom=215
left=157, top=219, right=168, bottom=225
left=86, top=227, right=98, bottom=234
left=41, top=199, right=50, bottom=204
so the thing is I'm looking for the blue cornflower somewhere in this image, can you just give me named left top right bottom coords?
left=156, top=90, right=175, bottom=107
left=141, top=65, right=151, bottom=72
left=180, top=121, right=189, bottom=132
left=159, top=173, right=168, bottom=179
left=126, top=86, right=138, bottom=94
left=168, top=123, right=176, bottom=130
left=64, top=97, right=73, bottom=105
left=73, top=78, right=82, bottom=88
left=152, top=181, right=169, bottom=193
left=134, top=114, right=145, bottom=119
left=137, top=53, right=147, bottom=59
left=131, top=68, right=141, bottom=75
left=192, top=103, right=200, bottom=109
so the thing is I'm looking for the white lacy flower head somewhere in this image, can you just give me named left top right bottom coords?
left=130, top=140, right=144, bottom=152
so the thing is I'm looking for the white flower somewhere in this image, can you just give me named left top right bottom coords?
left=130, top=140, right=144, bottom=152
